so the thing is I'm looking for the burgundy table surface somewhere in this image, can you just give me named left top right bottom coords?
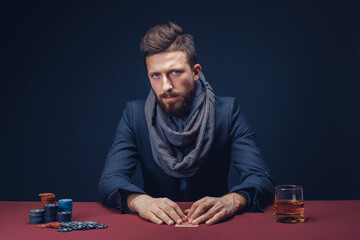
left=0, top=200, right=359, bottom=240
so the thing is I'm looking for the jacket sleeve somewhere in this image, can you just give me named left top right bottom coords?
left=227, top=98, right=275, bottom=212
left=98, top=102, right=146, bottom=213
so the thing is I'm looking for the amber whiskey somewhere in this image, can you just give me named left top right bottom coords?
left=273, top=200, right=305, bottom=223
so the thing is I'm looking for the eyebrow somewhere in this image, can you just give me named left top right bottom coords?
left=148, top=67, right=185, bottom=76
left=148, top=71, right=157, bottom=76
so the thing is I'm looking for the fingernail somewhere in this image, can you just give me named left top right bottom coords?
left=182, top=217, right=186, bottom=221
left=189, top=218, right=193, bottom=223
left=158, top=220, right=163, bottom=224
left=177, top=219, right=182, bottom=224
left=193, top=220, right=198, bottom=224
left=168, top=220, right=174, bottom=225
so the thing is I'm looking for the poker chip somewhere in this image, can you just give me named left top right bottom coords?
left=30, top=194, right=109, bottom=233
left=69, top=221, right=81, bottom=225
left=83, top=221, right=98, bottom=225
left=57, top=227, right=73, bottom=232
left=30, top=209, right=44, bottom=214
left=56, top=211, right=72, bottom=222
left=60, top=221, right=109, bottom=231
left=96, top=225, right=108, bottom=229
left=36, top=222, right=61, bottom=229
left=58, top=199, right=73, bottom=213
left=68, top=221, right=82, bottom=228
left=29, top=209, right=44, bottom=224
left=60, top=222, right=72, bottom=228
left=44, top=204, right=58, bottom=223
left=86, top=224, right=97, bottom=229
left=39, top=193, right=56, bottom=208
left=72, top=223, right=87, bottom=230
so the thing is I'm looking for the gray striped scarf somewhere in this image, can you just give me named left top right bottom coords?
left=144, top=73, right=215, bottom=178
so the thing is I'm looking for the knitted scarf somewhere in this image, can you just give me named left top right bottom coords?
left=144, top=73, right=215, bottom=178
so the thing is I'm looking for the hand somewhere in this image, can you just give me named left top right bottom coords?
left=184, top=192, right=248, bottom=225
left=127, top=193, right=186, bottom=225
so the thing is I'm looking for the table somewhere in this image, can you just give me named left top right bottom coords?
left=0, top=200, right=359, bottom=240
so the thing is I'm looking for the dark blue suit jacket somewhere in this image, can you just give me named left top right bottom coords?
left=98, top=96, right=274, bottom=213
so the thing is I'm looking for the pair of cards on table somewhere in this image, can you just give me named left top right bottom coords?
left=175, top=221, right=198, bottom=227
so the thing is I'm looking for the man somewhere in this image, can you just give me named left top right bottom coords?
left=98, top=22, right=274, bottom=226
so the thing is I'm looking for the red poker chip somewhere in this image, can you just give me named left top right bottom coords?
left=39, top=193, right=55, bottom=197
left=39, top=193, right=56, bottom=208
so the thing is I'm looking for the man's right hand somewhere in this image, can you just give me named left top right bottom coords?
left=126, top=193, right=186, bottom=225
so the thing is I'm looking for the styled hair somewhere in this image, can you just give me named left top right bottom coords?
left=140, top=22, right=197, bottom=68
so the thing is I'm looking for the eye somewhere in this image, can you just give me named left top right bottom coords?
left=152, top=73, right=160, bottom=78
left=172, top=70, right=180, bottom=75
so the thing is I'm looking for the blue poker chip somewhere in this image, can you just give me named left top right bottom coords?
left=86, top=224, right=97, bottom=229
left=69, top=221, right=81, bottom=225
left=56, top=211, right=72, bottom=222
left=29, top=209, right=44, bottom=224
left=29, top=209, right=44, bottom=215
left=57, top=221, right=108, bottom=231
left=43, top=204, right=58, bottom=223
left=60, top=222, right=72, bottom=228
left=95, top=225, right=108, bottom=229
left=57, top=227, right=73, bottom=232
left=72, top=223, right=87, bottom=230
left=58, top=199, right=73, bottom=212
left=57, top=211, right=72, bottom=215
left=83, top=221, right=98, bottom=225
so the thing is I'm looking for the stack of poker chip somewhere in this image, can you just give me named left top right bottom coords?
left=39, top=193, right=56, bottom=208
left=29, top=209, right=44, bottom=224
left=44, top=204, right=59, bottom=223
left=58, top=199, right=73, bottom=212
left=57, top=221, right=108, bottom=232
left=56, top=211, right=72, bottom=222
left=58, top=199, right=73, bottom=220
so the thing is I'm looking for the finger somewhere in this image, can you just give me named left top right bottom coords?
left=188, top=202, right=213, bottom=224
left=185, top=204, right=196, bottom=220
left=184, top=209, right=190, bottom=215
left=186, top=198, right=206, bottom=219
left=160, top=204, right=182, bottom=224
left=154, top=208, right=174, bottom=225
left=161, top=199, right=186, bottom=222
left=172, top=203, right=187, bottom=222
left=192, top=205, right=220, bottom=225
left=205, top=210, right=226, bottom=225
left=146, top=212, right=164, bottom=225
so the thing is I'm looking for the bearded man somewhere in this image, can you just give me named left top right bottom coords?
left=98, top=22, right=274, bottom=226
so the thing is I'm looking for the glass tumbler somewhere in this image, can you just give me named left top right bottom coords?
left=273, top=185, right=305, bottom=223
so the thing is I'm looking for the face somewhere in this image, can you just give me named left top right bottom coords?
left=146, top=51, right=201, bottom=117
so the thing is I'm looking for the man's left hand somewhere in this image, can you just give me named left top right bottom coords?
left=184, top=192, right=248, bottom=225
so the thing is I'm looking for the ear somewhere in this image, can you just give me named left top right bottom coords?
left=193, top=64, right=202, bottom=81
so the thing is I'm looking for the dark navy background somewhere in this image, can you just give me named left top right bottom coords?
left=1, top=0, right=359, bottom=202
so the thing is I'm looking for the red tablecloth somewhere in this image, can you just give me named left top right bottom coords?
left=0, top=200, right=359, bottom=240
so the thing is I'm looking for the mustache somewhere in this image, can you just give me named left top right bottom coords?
left=159, top=92, right=179, bottom=98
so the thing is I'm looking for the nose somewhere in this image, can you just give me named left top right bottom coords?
left=162, top=75, right=173, bottom=92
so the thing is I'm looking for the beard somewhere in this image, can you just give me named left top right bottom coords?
left=155, top=82, right=196, bottom=118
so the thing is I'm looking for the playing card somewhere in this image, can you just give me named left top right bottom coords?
left=175, top=221, right=198, bottom=227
